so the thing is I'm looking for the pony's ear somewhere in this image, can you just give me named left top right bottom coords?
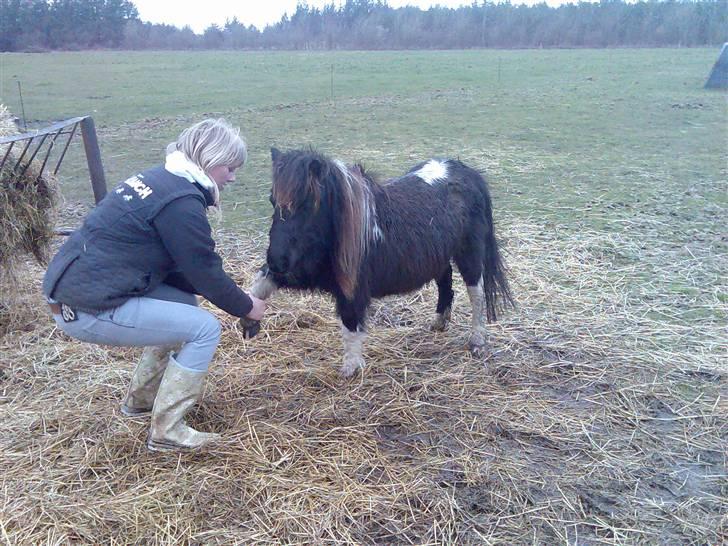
left=271, top=147, right=281, bottom=163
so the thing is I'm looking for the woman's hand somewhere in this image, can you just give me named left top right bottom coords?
left=246, top=295, right=266, bottom=321
left=240, top=296, right=266, bottom=339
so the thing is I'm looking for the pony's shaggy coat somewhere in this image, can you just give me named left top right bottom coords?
left=252, top=147, right=512, bottom=376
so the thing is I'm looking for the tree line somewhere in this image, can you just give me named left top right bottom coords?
left=1, top=0, right=725, bottom=52
left=1, top=0, right=138, bottom=51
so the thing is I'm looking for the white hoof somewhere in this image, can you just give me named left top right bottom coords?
left=469, top=342, right=490, bottom=359
left=468, top=332, right=490, bottom=358
left=340, top=354, right=365, bottom=378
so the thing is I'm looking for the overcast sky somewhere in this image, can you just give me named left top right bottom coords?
left=133, top=0, right=565, bottom=33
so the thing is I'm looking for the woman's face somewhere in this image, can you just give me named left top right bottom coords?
left=207, top=165, right=238, bottom=191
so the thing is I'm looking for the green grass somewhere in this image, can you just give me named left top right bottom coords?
left=1, top=49, right=723, bottom=219
left=1, top=48, right=726, bottom=325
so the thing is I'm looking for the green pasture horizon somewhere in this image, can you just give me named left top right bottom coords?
left=1, top=48, right=723, bottom=231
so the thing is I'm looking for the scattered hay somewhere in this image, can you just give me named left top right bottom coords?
left=0, top=105, right=59, bottom=335
left=1, top=219, right=724, bottom=544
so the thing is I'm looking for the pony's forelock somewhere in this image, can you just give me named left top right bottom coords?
left=271, top=153, right=322, bottom=212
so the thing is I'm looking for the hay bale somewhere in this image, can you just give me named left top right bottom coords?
left=0, top=104, right=16, bottom=135
left=0, top=104, right=59, bottom=335
left=0, top=104, right=58, bottom=270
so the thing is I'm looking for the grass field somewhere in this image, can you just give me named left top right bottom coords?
left=1, top=49, right=724, bottom=226
left=1, top=49, right=726, bottom=543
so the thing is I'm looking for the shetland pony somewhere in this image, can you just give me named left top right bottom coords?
left=246, top=147, right=513, bottom=377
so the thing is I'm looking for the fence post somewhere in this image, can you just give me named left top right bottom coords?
left=80, top=117, right=107, bottom=204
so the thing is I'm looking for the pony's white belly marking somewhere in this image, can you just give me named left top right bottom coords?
left=414, top=160, right=448, bottom=185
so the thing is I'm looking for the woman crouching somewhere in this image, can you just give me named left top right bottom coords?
left=42, top=118, right=266, bottom=452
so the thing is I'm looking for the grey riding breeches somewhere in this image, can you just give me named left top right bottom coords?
left=50, top=284, right=221, bottom=371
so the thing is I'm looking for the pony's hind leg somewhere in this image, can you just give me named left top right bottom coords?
left=455, top=249, right=489, bottom=358
left=431, top=265, right=454, bottom=331
left=466, top=278, right=488, bottom=357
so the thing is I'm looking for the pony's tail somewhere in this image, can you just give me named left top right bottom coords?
left=482, top=187, right=514, bottom=323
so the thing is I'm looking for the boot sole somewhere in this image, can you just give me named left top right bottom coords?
left=120, top=405, right=152, bottom=418
left=146, top=438, right=193, bottom=452
left=146, top=434, right=221, bottom=452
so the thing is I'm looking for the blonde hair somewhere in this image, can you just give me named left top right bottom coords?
left=168, top=118, right=247, bottom=206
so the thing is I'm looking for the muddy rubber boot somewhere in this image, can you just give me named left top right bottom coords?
left=120, top=345, right=177, bottom=417
left=146, top=357, right=221, bottom=452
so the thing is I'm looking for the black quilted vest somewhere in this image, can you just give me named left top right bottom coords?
left=43, top=166, right=208, bottom=312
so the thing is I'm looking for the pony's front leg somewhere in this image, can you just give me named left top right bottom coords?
left=249, top=266, right=279, bottom=300
left=467, top=278, right=489, bottom=358
left=340, top=324, right=366, bottom=378
left=240, top=267, right=279, bottom=339
left=337, top=298, right=368, bottom=378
